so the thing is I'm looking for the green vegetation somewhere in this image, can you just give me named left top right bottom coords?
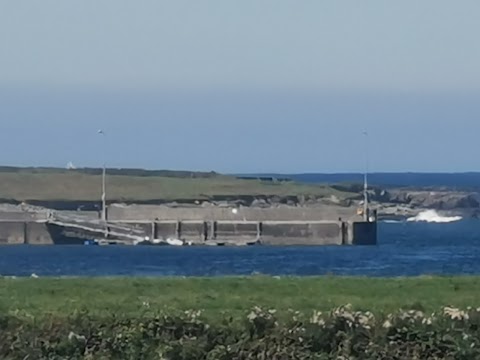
left=2, top=277, right=480, bottom=358
left=0, top=168, right=353, bottom=202
left=3, top=307, right=480, bottom=359
left=1, top=276, right=479, bottom=318
left=0, top=166, right=219, bottom=178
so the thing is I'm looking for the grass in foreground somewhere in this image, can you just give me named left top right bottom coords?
left=1, top=276, right=479, bottom=319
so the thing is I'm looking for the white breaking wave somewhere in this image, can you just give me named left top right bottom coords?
left=406, top=210, right=462, bottom=223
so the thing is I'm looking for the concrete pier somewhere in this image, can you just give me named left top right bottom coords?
left=0, top=203, right=377, bottom=246
left=0, top=219, right=376, bottom=246
left=260, top=221, right=343, bottom=246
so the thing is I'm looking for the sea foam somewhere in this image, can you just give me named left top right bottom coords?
left=406, top=210, right=462, bottom=223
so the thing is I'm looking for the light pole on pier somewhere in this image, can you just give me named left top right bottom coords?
left=363, top=130, right=369, bottom=222
left=98, top=129, right=107, bottom=222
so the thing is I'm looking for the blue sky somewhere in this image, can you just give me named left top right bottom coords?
left=1, top=1, right=479, bottom=173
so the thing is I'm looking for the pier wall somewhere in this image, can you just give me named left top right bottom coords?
left=0, top=220, right=376, bottom=246
left=116, top=219, right=374, bottom=246
left=107, top=205, right=362, bottom=222
left=178, top=221, right=206, bottom=242
left=103, top=205, right=375, bottom=245
left=25, top=222, right=54, bottom=245
left=0, top=221, right=54, bottom=245
left=155, top=221, right=178, bottom=240
left=350, top=222, right=377, bottom=245
left=214, top=221, right=259, bottom=245
left=0, top=221, right=25, bottom=244
left=260, top=221, right=343, bottom=246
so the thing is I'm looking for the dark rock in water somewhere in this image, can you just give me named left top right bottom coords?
left=456, top=194, right=480, bottom=208
left=471, top=210, right=480, bottom=219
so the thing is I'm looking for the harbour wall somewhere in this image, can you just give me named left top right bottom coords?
left=105, top=204, right=376, bottom=246
left=126, top=220, right=375, bottom=246
left=0, top=220, right=376, bottom=246
left=106, top=204, right=363, bottom=222
left=0, top=221, right=54, bottom=245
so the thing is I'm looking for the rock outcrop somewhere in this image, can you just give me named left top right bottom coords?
left=371, top=189, right=480, bottom=210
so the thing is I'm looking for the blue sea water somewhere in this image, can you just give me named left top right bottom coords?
left=0, top=220, right=479, bottom=277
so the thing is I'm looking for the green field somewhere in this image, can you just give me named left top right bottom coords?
left=1, top=276, right=478, bottom=319
left=0, top=169, right=353, bottom=202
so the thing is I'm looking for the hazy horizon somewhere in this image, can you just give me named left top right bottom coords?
left=2, top=1, right=480, bottom=173
left=2, top=163, right=480, bottom=176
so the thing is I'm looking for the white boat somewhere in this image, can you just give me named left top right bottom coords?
left=166, top=238, right=184, bottom=246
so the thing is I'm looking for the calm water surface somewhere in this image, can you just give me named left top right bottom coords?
left=0, top=221, right=479, bottom=277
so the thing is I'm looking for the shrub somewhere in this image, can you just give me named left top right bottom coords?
left=1, top=306, right=480, bottom=359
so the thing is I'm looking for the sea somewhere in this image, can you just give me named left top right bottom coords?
left=0, top=219, right=478, bottom=277
left=1, top=172, right=479, bottom=278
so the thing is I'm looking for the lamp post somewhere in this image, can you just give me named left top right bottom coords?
left=98, top=129, right=107, bottom=222
left=363, top=130, right=369, bottom=222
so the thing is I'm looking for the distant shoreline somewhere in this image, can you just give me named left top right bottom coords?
left=0, top=167, right=478, bottom=219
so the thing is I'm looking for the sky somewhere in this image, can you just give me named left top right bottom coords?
left=1, top=1, right=480, bottom=173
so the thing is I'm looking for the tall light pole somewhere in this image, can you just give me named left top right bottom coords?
left=363, top=130, right=369, bottom=222
left=98, top=129, right=107, bottom=222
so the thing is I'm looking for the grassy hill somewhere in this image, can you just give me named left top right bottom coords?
left=0, top=168, right=356, bottom=202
